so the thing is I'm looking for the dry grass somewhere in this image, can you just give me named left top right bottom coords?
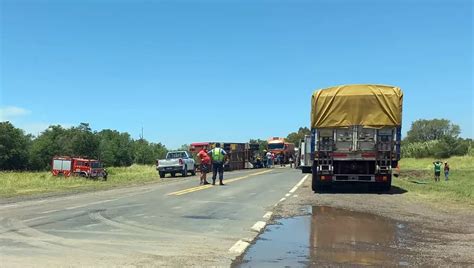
left=0, top=164, right=160, bottom=198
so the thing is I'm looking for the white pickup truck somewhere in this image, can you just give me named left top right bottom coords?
left=156, top=151, right=196, bottom=178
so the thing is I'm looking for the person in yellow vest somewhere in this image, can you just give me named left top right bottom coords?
left=208, top=143, right=227, bottom=185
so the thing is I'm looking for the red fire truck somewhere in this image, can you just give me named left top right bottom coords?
left=52, top=156, right=108, bottom=180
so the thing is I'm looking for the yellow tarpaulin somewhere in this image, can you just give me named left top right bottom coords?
left=311, top=84, right=403, bottom=128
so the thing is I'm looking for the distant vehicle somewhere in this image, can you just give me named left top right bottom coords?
left=310, top=84, right=403, bottom=192
left=299, top=135, right=312, bottom=173
left=52, top=156, right=107, bottom=181
left=267, top=137, right=295, bottom=164
left=189, top=142, right=260, bottom=171
left=157, top=151, right=196, bottom=178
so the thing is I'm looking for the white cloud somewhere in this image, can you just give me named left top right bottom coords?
left=0, top=106, right=31, bottom=121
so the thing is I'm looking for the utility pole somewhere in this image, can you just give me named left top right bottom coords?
left=141, top=127, right=145, bottom=165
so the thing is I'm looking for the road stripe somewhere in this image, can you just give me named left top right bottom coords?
left=40, top=209, right=60, bottom=214
left=229, top=240, right=250, bottom=254
left=279, top=197, right=286, bottom=202
left=263, top=212, right=273, bottom=219
left=251, top=221, right=267, bottom=232
left=167, top=170, right=272, bottom=196
left=289, top=174, right=309, bottom=193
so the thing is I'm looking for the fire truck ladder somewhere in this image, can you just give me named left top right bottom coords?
left=317, top=137, right=334, bottom=174
left=376, top=139, right=393, bottom=174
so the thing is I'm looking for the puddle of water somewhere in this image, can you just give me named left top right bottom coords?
left=237, top=206, right=411, bottom=267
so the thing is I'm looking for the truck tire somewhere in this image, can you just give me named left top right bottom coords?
left=182, top=166, right=188, bottom=177
left=380, top=176, right=392, bottom=192
left=159, top=171, right=165, bottom=178
left=171, top=172, right=176, bottom=177
left=312, top=165, right=330, bottom=192
left=190, top=169, right=196, bottom=176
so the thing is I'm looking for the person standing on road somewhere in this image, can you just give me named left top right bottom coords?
left=208, top=143, right=227, bottom=185
left=262, top=150, right=267, bottom=168
left=279, top=153, right=285, bottom=167
left=433, top=161, right=442, bottom=182
left=444, top=162, right=450, bottom=181
left=197, top=147, right=211, bottom=185
left=266, top=151, right=272, bottom=168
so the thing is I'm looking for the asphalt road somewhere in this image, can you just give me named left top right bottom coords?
left=0, top=167, right=307, bottom=267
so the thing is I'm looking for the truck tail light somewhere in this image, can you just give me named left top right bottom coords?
left=179, top=159, right=183, bottom=165
left=321, top=175, right=331, bottom=180
left=156, top=160, right=159, bottom=167
left=375, top=175, right=388, bottom=182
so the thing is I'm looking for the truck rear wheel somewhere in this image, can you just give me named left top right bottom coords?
left=312, top=166, right=331, bottom=192
left=171, top=172, right=176, bottom=177
left=159, top=171, right=165, bottom=178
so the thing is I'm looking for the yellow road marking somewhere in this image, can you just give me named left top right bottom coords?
left=167, top=170, right=273, bottom=196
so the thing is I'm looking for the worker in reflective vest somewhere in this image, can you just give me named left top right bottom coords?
left=208, top=143, right=227, bottom=185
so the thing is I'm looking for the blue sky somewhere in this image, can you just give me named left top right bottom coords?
left=1, top=0, right=472, bottom=149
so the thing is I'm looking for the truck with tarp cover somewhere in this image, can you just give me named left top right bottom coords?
left=310, top=84, right=403, bottom=191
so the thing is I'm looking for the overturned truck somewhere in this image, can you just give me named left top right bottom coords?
left=311, top=84, right=403, bottom=191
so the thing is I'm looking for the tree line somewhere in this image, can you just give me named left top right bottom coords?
left=1, top=118, right=471, bottom=171
left=0, top=122, right=168, bottom=171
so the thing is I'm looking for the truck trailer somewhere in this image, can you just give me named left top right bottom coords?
left=310, top=84, right=403, bottom=192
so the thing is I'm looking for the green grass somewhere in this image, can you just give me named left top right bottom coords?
left=0, top=164, right=162, bottom=198
left=393, top=156, right=474, bottom=207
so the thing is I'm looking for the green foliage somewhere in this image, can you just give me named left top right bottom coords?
left=132, top=139, right=167, bottom=165
left=405, top=119, right=460, bottom=143
left=286, top=127, right=311, bottom=147
left=1, top=122, right=169, bottom=171
left=0, top=122, right=31, bottom=170
left=249, top=139, right=268, bottom=155
left=178, top=144, right=190, bottom=151
left=401, top=140, right=440, bottom=158
left=97, top=129, right=134, bottom=167
left=402, top=119, right=469, bottom=159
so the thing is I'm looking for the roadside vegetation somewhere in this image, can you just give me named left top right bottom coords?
left=0, top=164, right=162, bottom=198
left=394, top=156, right=474, bottom=207
left=1, top=119, right=472, bottom=202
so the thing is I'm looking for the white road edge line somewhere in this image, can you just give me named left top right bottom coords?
left=229, top=240, right=250, bottom=254
left=251, top=221, right=267, bottom=232
left=285, top=193, right=291, bottom=197
left=263, top=212, right=273, bottom=219
left=279, top=197, right=286, bottom=202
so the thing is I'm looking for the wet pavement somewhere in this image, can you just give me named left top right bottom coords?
left=236, top=206, right=414, bottom=267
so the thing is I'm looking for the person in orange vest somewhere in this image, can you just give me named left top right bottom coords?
left=208, top=143, right=227, bottom=185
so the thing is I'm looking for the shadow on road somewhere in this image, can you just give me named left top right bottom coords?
left=315, top=184, right=407, bottom=195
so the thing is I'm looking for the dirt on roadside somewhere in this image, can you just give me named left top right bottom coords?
left=268, top=179, right=474, bottom=267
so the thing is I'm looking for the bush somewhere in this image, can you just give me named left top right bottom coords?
left=401, top=140, right=440, bottom=158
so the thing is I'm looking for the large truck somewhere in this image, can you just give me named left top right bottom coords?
left=52, top=156, right=107, bottom=180
left=299, top=135, right=312, bottom=173
left=310, top=84, right=403, bottom=191
left=267, top=137, right=295, bottom=164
